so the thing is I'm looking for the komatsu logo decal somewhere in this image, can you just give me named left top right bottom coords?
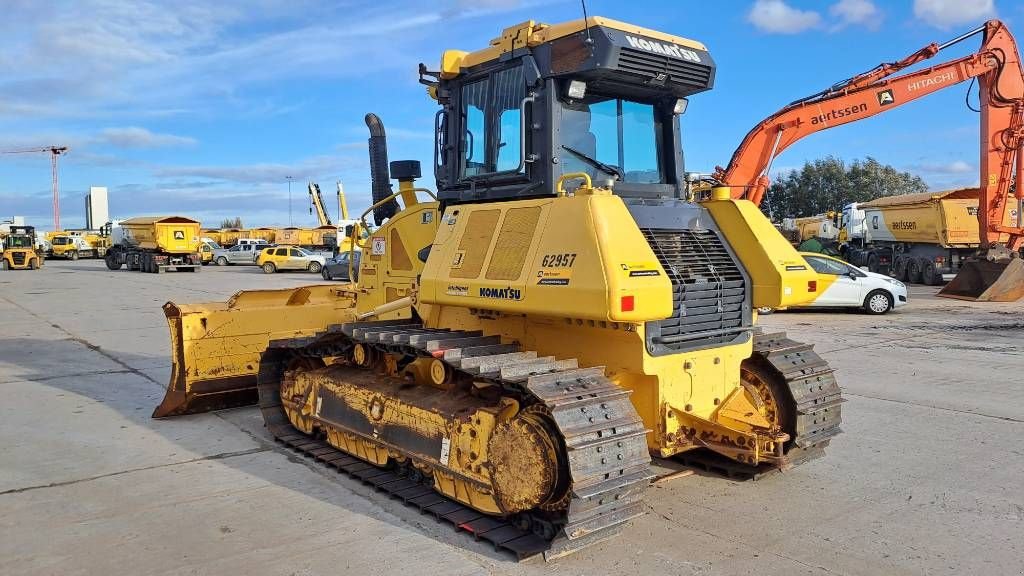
left=479, top=287, right=522, bottom=300
left=625, top=35, right=702, bottom=63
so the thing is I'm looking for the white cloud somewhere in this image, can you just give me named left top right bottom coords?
left=830, top=0, right=881, bottom=30
left=913, top=0, right=995, bottom=29
left=0, top=0, right=547, bottom=121
left=153, top=154, right=363, bottom=185
left=96, top=127, right=196, bottom=149
left=748, top=0, right=822, bottom=34
left=910, top=160, right=974, bottom=174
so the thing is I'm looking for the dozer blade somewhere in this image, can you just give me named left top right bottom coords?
left=153, top=284, right=357, bottom=418
left=938, top=257, right=1024, bottom=302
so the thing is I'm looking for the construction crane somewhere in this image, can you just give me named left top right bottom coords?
left=714, top=20, right=1024, bottom=301
left=307, top=181, right=333, bottom=226
left=1, top=146, right=69, bottom=230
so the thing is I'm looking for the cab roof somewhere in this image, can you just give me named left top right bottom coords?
left=445, top=16, right=708, bottom=73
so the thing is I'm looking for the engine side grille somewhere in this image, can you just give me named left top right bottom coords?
left=642, top=228, right=749, bottom=353
left=617, top=48, right=713, bottom=90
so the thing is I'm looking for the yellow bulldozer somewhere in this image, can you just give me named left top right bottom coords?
left=155, top=17, right=843, bottom=559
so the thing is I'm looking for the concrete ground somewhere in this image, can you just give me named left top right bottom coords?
left=1, top=259, right=1021, bottom=576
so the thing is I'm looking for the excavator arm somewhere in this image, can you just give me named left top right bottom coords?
left=715, top=20, right=1024, bottom=254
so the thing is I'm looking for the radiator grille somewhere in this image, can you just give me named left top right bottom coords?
left=617, top=48, right=713, bottom=90
left=12, top=252, right=26, bottom=266
left=642, top=228, right=748, bottom=353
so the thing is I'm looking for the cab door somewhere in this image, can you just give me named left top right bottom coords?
left=287, top=248, right=306, bottom=270
left=805, top=255, right=862, bottom=306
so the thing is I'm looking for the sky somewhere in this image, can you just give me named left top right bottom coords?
left=0, top=0, right=1019, bottom=230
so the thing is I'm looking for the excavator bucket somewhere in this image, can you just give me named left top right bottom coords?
left=153, top=284, right=357, bottom=418
left=938, top=257, right=1024, bottom=302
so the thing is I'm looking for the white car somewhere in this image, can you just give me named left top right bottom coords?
left=764, top=253, right=908, bottom=314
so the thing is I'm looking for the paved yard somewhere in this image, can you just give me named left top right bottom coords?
left=1, top=259, right=1021, bottom=575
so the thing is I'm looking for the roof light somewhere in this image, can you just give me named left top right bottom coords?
left=567, top=80, right=587, bottom=100
left=673, top=98, right=689, bottom=115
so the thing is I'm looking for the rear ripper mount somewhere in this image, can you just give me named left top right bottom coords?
left=256, top=320, right=841, bottom=560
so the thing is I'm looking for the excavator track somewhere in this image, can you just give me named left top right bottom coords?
left=674, top=330, right=843, bottom=479
left=257, top=319, right=652, bottom=561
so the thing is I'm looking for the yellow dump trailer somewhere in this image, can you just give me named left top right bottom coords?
left=251, top=227, right=277, bottom=243
left=105, top=216, right=203, bottom=273
left=844, top=189, right=1018, bottom=285
left=201, top=229, right=225, bottom=245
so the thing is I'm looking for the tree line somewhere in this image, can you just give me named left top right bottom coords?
left=761, top=156, right=929, bottom=220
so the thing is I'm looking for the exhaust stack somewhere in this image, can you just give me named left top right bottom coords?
left=365, top=113, right=399, bottom=226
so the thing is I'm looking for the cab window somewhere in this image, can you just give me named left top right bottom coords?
left=806, top=256, right=849, bottom=275
left=288, top=248, right=302, bottom=257
left=561, top=97, right=662, bottom=184
left=274, top=248, right=288, bottom=256
left=459, top=64, right=526, bottom=178
left=228, top=246, right=241, bottom=252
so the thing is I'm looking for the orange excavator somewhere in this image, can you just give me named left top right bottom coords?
left=713, top=19, right=1024, bottom=301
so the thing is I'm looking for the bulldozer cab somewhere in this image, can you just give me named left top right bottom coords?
left=426, top=19, right=715, bottom=203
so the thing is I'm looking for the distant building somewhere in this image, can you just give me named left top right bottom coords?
left=85, top=187, right=109, bottom=230
left=1, top=216, right=26, bottom=234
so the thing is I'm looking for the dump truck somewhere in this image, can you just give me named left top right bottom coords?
left=841, top=189, right=1020, bottom=284
left=104, top=216, right=202, bottom=273
left=780, top=213, right=839, bottom=245
left=153, top=17, right=843, bottom=559
left=49, top=231, right=111, bottom=260
left=1, top=225, right=43, bottom=270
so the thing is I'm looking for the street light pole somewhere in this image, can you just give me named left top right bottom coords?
left=286, top=175, right=293, bottom=226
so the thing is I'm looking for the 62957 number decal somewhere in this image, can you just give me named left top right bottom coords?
left=541, top=253, right=577, bottom=268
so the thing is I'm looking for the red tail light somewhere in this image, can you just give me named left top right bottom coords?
left=621, top=295, right=635, bottom=312
left=808, top=280, right=817, bottom=292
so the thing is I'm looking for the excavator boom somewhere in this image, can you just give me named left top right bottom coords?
left=716, top=20, right=1024, bottom=300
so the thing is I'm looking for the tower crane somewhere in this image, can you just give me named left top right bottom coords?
left=1, top=146, right=69, bottom=230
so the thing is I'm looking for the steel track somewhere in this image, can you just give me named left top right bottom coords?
left=256, top=323, right=840, bottom=559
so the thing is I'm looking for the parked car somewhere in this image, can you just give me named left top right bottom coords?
left=761, top=252, right=908, bottom=315
left=213, top=242, right=266, bottom=266
left=322, top=250, right=361, bottom=281
left=256, top=246, right=326, bottom=274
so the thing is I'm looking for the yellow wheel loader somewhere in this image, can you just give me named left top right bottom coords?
left=2, top=226, right=44, bottom=270
left=155, top=18, right=843, bottom=559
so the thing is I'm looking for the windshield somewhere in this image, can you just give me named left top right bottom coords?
left=53, top=237, right=71, bottom=245
left=560, top=95, right=663, bottom=184
left=205, top=241, right=222, bottom=250
left=6, top=236, right=33, bottom=248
